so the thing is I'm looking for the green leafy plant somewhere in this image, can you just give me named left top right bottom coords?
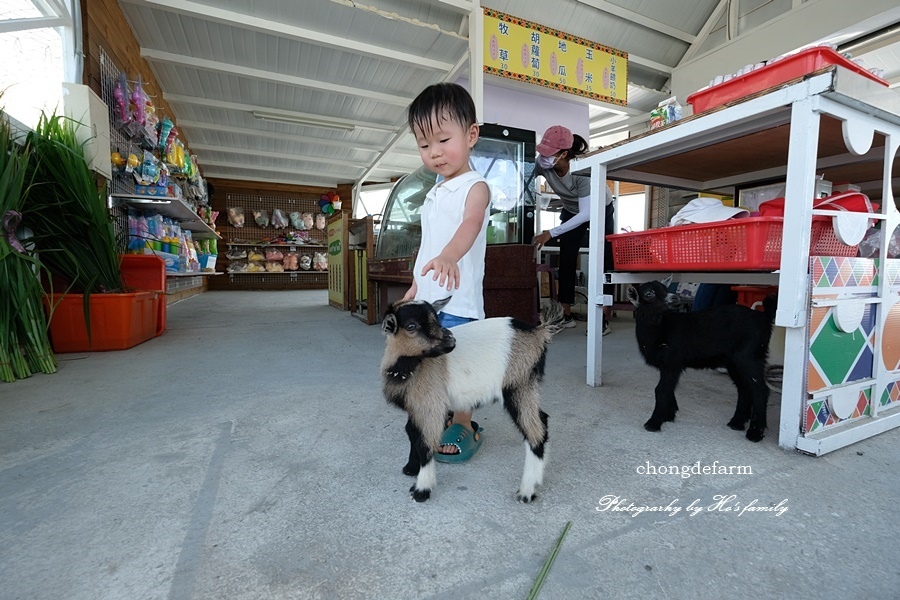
left=0, top=106, right=57, bottom=382
left=23, top=112, right=123, bottom=295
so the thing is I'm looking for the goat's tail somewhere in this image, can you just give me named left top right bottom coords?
left=540, top=301, right=566, bottom=336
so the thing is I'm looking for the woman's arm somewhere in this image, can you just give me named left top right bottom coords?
left=549, top=195, right=591, bottom=237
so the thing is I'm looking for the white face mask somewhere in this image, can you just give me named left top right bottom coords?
left=537, top=154, right=559, bottom=169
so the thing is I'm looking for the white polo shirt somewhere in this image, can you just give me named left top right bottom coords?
left=414, top=170, right=490, bottom=320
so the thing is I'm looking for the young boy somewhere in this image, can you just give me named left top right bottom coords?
left=403, top=82, right=491, bottom=462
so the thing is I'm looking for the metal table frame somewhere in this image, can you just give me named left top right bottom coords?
left=574, top=67, right=900, bottom=454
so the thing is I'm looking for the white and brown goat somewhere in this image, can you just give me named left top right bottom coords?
left=380, top=298, right=563, bottom=502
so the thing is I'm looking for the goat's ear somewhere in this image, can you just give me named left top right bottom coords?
left=431, top=296, right=451, bottom=314
left=626, top=286, right=640, bottom=306
left=382, top=313, right=398, bottom=335
left=660, top=274, right=673, bottom=289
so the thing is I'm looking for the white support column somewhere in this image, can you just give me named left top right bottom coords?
left=586, top=163, right=608, bottom=386
left=777, top=97, right=820, bottom=451
left=871, top=134, right=900, bottom=419
left=468, top=0, right=484, bottom=122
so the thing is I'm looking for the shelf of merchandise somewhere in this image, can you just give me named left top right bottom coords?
left=225, top=271, right=328, bottom=275
left=574, top=65, right=900, bottom=455
left=111, top=194, right=220, bottom=240
left=214, top=191, right=331, bottom=291
left=226, top=242, right=327, bottom=248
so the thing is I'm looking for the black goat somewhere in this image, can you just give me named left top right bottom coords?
left=627, top=280, right=775, bottom=442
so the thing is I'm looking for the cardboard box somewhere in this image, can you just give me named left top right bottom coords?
left=135, top=184, right=169, bottom=197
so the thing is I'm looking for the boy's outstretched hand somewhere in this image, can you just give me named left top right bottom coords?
left=422, top=254, right=460, bottom=291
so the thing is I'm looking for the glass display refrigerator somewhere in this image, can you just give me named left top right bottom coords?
left=368, top=123, right=539, bottom=323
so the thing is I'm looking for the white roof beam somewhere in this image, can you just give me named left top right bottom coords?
left=429, top=0, right=475, bottom=13
left=0, top=16, right=67, bottom=34
left=202, top=172, right=344, bottom=187
left=627, top=54, right=673, bottom=76
left=142, top=48, right=412, bottom=106
left=330, top=0, right=466, bottom=40
left=121, top=0, right=454, bottom=72
left=192, top=144, right=413, bottom=172
left=575, top=0, right=695, bottom=44
left=178, top=121, right=383, bottom=154
left=177, top=120, right=418, bottom=157
left=189, top=144, right=371, bottom=169
left=163, top=93, right=401, bottom=133
left=201, top=160, right=349, bottom=182
left=679, top=0, right=728, bottom=65
left=590, top=113, right=649, bottom=135
left=203, top=170, right=391, bottom=188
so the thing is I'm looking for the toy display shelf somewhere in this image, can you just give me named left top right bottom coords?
left=226, top=242, right=327, bottom=247
left=226, top=270, right=327, bottom=275
left=574, top=65, right=900, bottom=456
left=111, top=194, right=220, bottom=240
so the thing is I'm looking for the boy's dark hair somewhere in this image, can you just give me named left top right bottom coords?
left=407, top=82, right=477, bottom=137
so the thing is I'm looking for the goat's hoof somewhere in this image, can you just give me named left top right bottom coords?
left=745, top=427, right=765, bottom=442
left=517, top=492, right=537, bottom=503
left=643, top=420, right=662, bottom=432
left=409, top=485, right=431, bottom=502
left=727, top=419, right=746, bottom=431
left=402, top=462, right=420, bottom=477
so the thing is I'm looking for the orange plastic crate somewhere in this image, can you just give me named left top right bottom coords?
left=46, top=291, right=158, bottom=353
left=687, top=47, right=888, bottom=114
left=607, top=217, right=856, bottom=272
left=120, top=254, right=167, bottom=336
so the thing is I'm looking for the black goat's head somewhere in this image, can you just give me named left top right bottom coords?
left=628, top=280, right=682, bottom=311
left=381, top=298, right=456, bottom=358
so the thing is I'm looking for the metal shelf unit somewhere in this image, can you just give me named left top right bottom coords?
left=111, top=194, right=220, bottom=240
left=575, top=66, right=900, bottom=455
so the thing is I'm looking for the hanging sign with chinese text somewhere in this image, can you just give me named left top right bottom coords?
left=483, top=8, right=628, bottom=106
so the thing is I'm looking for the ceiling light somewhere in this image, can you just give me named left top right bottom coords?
left=251, top=110, right=356, bottom=131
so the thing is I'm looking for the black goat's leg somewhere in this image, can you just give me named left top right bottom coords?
left=407, top=404, right=445, bottom=502
left=406, top=418, right=436, bottom=502
left=646, top=369, right=681, bottom=431
left=745, top=364, right=769, bottom=443
left=402, top=416, right=422, bottom=476
left=726, top=364, right=752, bottom=431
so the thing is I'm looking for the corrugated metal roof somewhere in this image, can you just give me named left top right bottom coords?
left=115, top=0, right=900, bottom=191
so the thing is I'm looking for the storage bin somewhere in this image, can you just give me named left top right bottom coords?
left=46, top=291, right=158, bottom=352
left=686, top=47, right=888, bottom=114
left=607, top=217, right=857, bottom=272
left=121, top=254, right=167, bottom=336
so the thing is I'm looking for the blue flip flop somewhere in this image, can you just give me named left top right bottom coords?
left=434, top=421, right=483, bottom=463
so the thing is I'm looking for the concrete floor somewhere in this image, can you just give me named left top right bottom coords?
left=1, top=290, right=898, bottom=600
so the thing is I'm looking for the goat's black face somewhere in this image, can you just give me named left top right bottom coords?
left=631, top=281, right=681, bottom=310
left=382, top=300, right=456, bottom=357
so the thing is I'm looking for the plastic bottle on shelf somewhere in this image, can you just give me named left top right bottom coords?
left=148, top=215, right=163, bottom=251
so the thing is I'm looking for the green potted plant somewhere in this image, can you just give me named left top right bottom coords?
left=23, top=113, right=159, bottom=352
left=0, top=106, right=57, bottom=381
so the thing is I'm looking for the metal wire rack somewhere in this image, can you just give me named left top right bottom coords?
left=221, top=192, right=330, bottom=289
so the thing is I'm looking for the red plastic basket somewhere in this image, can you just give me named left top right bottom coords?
left=687, top=47, right=888, bottom=114
left=607, top=217, right=856, bottom=272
